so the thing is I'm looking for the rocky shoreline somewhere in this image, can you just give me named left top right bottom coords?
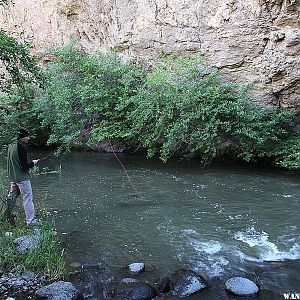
left=0, top=262, right=264, bottom=300
left=0, top=230, right=287, bottom=299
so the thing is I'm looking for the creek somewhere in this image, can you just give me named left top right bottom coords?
left=2, top=150, right=300, bottom=299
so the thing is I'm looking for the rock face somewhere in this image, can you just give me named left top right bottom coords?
left=0, top=0, right=299, bottom=109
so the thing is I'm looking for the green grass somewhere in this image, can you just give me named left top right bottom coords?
left=0, top=161, right=65, bottom=280
left=0, top=215, right=66, bottom=280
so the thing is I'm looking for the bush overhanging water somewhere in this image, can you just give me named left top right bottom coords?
left=1, top=45, right=299, bottom=169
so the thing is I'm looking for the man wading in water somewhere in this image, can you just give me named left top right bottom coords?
left=6, top=129, right=40, bottom=226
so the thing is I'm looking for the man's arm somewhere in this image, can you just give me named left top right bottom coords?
left=17, top=143, right=34, bottom=171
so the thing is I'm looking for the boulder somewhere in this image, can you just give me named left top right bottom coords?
left=112, top=278, right=157, bottom=300
left=169, top=269, right=208, bottom=298
left=13, top=232, right=40, bottom=253
left=35, top=281, right=84, bottom=300
left=225, top=277, right=259, bottom=296
left=127, top=262, right=145, bottom=275
left=155, top=276, right=170, bottom=294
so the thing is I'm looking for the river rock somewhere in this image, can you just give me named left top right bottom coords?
left=127, top=263, right=145, bottom=275
left=169, top=269, right=208, bottom=298
left=13, top=232, right=40, bottom=253
left=0, top=272, right=36, bottom=294
left=225, top=277, right=259, bottom=296
left=35, top=281, right=84, bottom=300
left=0, top=273, right=25, bottom=291
left=155, top=276, right=171, bottom=295
left=112, top=278, right=157, bottom=300
left=21, top=271, right=36, bottom=281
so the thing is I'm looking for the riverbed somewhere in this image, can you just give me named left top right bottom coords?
left=1, top=151, right=300, bottom=299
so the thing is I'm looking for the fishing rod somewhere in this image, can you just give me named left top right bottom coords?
left=38, top=149, right=57, bottom=161
left=108, top=140, right=143, bottom=199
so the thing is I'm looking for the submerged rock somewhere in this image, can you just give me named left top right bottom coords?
left=69, top=261, right=82, bottom=268
left=155, top=276, right=171, bottom=294
left=120, top=278, right=139, bottom=284
left=225, top=277, right=259, bottom=296
left=112, top=278, right=157, bottom=300
left=35, top=281, right=84, bottom=300
left=169, top=269, right=208, bottom=298
left=127, top=263, right=145, bottom=275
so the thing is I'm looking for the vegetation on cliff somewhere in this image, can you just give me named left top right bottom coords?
left=0, top=22, right=44, bottom=146
left=34, top=46, right=299, bottom=168
left=0, top=43, right=300, bottom=169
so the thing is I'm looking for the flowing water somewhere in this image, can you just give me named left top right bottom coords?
left=2, top=150, right=300, bottom=299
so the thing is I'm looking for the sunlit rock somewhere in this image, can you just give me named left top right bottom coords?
left=21, top=271, right=36, bottom=281
left=225, top=277, right=259, bottom=296
left=169, top=269, right=208, bottom=298
left=127, top=262, right=145, bottom=275
left=0, top=271, right=43, bottom=295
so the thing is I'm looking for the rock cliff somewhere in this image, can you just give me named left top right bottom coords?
left=1, top=0, right=299, bottom=110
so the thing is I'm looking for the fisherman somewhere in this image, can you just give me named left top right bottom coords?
left=6, top=129, right=39, bottom=226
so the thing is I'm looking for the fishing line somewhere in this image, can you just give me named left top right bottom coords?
left=37, top=145, right=143, bottom=198
left=30, top=148, right=61, bottom=223
left=108, top=140, right=143, bottom=199
left=38, top=149, right=57, bottom=161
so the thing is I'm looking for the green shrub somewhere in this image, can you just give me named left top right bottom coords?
left=35, top=46, right=298, bottom=168
left=0, top=29, right=42, bottom=90
left=0, top=84, right=46, bottom=147
left=267, top=134, right=300, bottom=169
left=0, top=23, right=44, bottom=148
left=91, top=56, right=294, bottom=164
left=35, top=44, right=146, bottom=150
